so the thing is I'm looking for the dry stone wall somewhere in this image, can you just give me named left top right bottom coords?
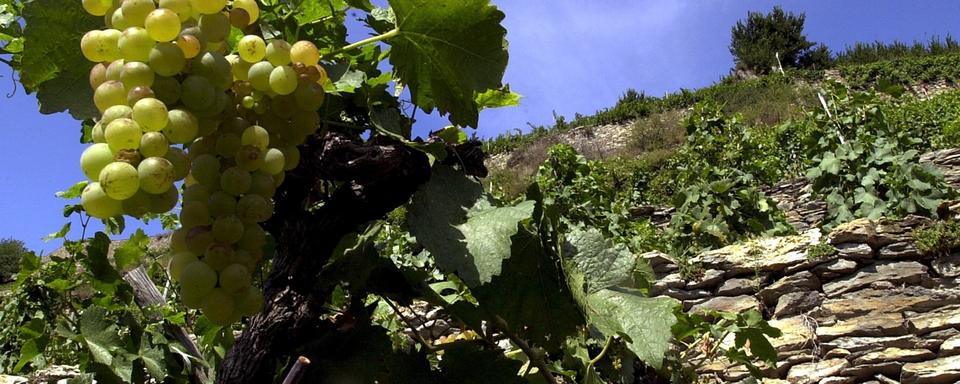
left=647, top=215, right=960, bottom=383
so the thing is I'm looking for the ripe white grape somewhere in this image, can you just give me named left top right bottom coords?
left=234, top=145, right=264, bottom=172
left=268, top=65, right=298, bottom=95
left=132, top=98, right=168, bottom=132
left=214, top=133, right=241, bottom=158
left=119, top=27, right=155, bottom=62
left=190, top=0, right=227, bottom=15
left=120, top=0, right=156, bottom=27
left=105, top=118, right=143, bottom=152
left=237, top=194, right=272, bottom=223
left=212, top=215, right=244, bottom=244
left=114, top=148, right=142, bottom=166
left=291, top=110, right=320, bottom=138
left=168, top=251, right=198, bottom=282
left=144, top=9, right=180, bottom=42
left=281, top=145, right=300, bottom=171
left=81, top=30, right=121, bottom=62
left=233, top=0, right=260, bottom=23
left=127, top=86, right=156, bottom=105
left=183, top=184, right=211, bottom=204
left=149, top=42, right=187, bottom=76
left=94, top=80, right=128, bottom=112
left=176, top=34, right=202, bottom=59
left=220, top=167, right=251, bottom=196
left=290, top=41, right=320, bottom=66
left=163, top=109, right=199, bottom=144
left=83, top=0, right=113, bottom=16
left=227, top=54, right=252, bottom=81
left=198, top=12, right=230, bottom=42
left=105, top=59, right=125, bottom=81
left=164, top=147, right=190, bottom=180
left=261, top=148, right=285, bottom=175
left=294, top=81, right=325, bottom=111
left=80, top=143, right=115, bottom=180
left=208, top=191, right=237, bottom=218
left=219, top=264, right=250, bottom=293
left=99, top=161, right=140, bottom=200
left=230, top=249, right=257, bottom=271
left=138, top=157, right=176, bottom=194
left=159, top=0, right=193, bottom=21
left=265, top=40, right=291, bottom=66
left=90, top=63, right=109, bottom=89
left=238, top=35, right=266, bottom=63
left=180, top=260, right=217, bottom=299
left=203, top=243, right=233, bottom=271
left=81, top=182, right=123, bottom=219
left=234, top=286, right=264, bottom=316
left=180, top=201, right=213, bottom=228
left=241, top=125, right=270, bottom=151
left=190, top=154, right=221, bottom=186
left=110, top=7, right=131, bottom=30
left=269, top=94, right=297, bottom=119
left=247, top=61, right=273, bottom=91
left=120, top=61, right=155, bottom=89
left=185, top=226, right=215, bottom=255
left=248, top=171, right=276, bottom=198
left=149, top=187, right=179, bottom=213
left=170, top=229, right=189, bottom=253
left=92, top=122, right=106, bottom=143
left=122, top=190, right=152, bottom=217
left=102, top=105, right=133, bottom=127
left=201, top=288, right=236, bottom=325
left=229, top=8, right=250, bottom=28
left=138, top=132, right=169, bottom=158
left=180, top=75, right=216, bottom=111
left=153, top=76, right=182, bottom=105
left=193, top=52, right=232, bottom=91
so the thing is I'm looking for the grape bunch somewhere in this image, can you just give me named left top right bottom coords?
left=79, top=0, right=327, bottom=325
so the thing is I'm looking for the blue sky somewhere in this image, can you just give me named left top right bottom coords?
left=2, top=1, right=960, bottom=254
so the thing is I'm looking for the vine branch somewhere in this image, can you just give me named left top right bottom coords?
left=494, top=316, right=559, bottom=384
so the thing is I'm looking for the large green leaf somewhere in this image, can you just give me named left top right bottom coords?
left=408, top=166, right=534, bottom=286
left=20, top=0, right=99, bottom=119
left=113, top=229, right=148, bottom=272
left=563, top=227, right=636, bottom=294
left=438, top=342, right=525, bottom=384
left=293, top=0, right=348, bottom=25
left=80, top=307, right=122, bottom=366
left=586, top=289, right=679, bottom=370
left=387, top=0, right=508, bottom=127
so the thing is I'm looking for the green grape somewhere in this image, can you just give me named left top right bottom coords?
left=237, top=194, right=272, bottom=223
left=183, top=184, right=211, bottom=204
left=81, top=30, right=121, bottom=63
left=138, top=157, right=176, bottom=194
left=247, top=61, right=273, bottom=91
left=212, top=215, right=244, bottom=244
left=152, top=76, right=182, bottom=105
left=90, top=63, right=109, bottom=89
left=94, top=80, right=128, bottom=112
left=122, top=190, right=152, bottom=217
left=237, top=223, right=265, bottom=252
left=294, top=81, right=325, bottom=111
left=190, top=0, right=227, bottom=15
left=180, top=261, right=217, bottom=301
left=198, top=118, right=222, bottom=137
left=219, top=264, right=250, bottom=293
left=230, top=249, right=257, bottom=271
left=164, top=147, right=190, bottom=180
left=227, top=54, right=252, bottom=81
left=228, top=7, right=250, bottom=28
left=241, top=125, right=269, bottom=151
left=208, top=191, right=237, bottom=218
left=159, top=0, right=192, bottom=20
left=222, top=117, right=250, bottom=135
left=273, top=171, right=285, bottom=188
left=168, top=251, right=198, bottom=282
left=291, top=111, right=320, bottom=139
left=241, top=96, right=255, bottom=109
left=120, top=61, right=154, bottom=89
left=99, top=161, right=140, bottom=200
left=110, top=7, right=130, bottom=30
left=198, top=12, right=229, bottom=42
left=248, top=171, right=275, bottom=198
left=188, top=136, right=216, bottom=158
left=190, top=154, right=221, bottom=186
left=80, top=143, right=115, bottom=181
left=180, top=75, right=216, bottom=111
left=132, top=98, right=168, bottom=132
left=163, top=109, right=200, bottom=144
left=149, top=187, right=179, bottom=213
left=149, top=42, right=186, bottom=77
left=105, top=118, right=143, bottom=152
left=119, top=27, right=155, bottom=62
left=268, top=65, right=297, bottom=95
left=203, top=243, right=233, bottom=271
left=268, top=94, right=296, bottom=119
left=81, top=182, right=123, bottom=219
left=127, top=86, right=155, bottom=105
left=281, top=145, right=300, bottom=171
left=120, top=0, right=155, bottom=27
left=101, top=29, right=123, bottom=58
left=290, top=41, right=320, bottom=66
left=83, top=0, right=113, bottom=16
left=170, top=229, right=189, bottom=253
left=265, top=40, right=291, bottom=66
left=193, top=51, right=232, bottom=90
left=114, top=148, right=143, bottom=167
left=201, top=288, right=236, bottom=325
left=185, top=226, right=215, bottom=255
left=176, top=34, right=202, bottom=59
left=220, top=167, right=251, bottom=196
left=233, top=0, right=259, bottom=23
left=106, top=59, right=125, bottom=81
left=145, top=8, right=180, bottom=42
left=102, top=105, right=133, bottom=127
left=92, top=122, right=106, bottom=143
left=215, top=133, right=241, bottom=157
left=234, top=286, right=264, bottom=316
left=261, top=148, right=285, bottom=175
left=195, top=91, right=228, bottom=118
left=238, top=35, right=266, bottom=63
left=234, top=145, right=264, bottom=172
left=180, top=201, right=213, bottom=228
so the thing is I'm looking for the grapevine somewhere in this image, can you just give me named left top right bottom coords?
left=78, top=0, right=328, bottom=325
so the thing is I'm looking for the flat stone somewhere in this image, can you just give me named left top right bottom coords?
left=941, top=334, right=960, bottom=356
left=759, top=271, right=821, bottom=305
left=822, top=335, right=921, bottom=353
left=852, top=348, right=935, bottom=365
left=658, top=288, right=712, bottom=301
left=909, top=304, right=960, bottom=334
left=816, top=312, right=908, bottom=341
left=687, top=269, right=725, bottom=290
left=692, top=233, right=818, bottom=275
left=813, top=258, right=858, bottom=276
left=819, top=287, right=960, bottom=319
left=933, top=253, right=960, bottom=278
left=690, top=295, right=760, bottom=314
left=650, top=273, right=685, bottom=294
left=768, top=317, right=816, bottom=352
left=785, top=359, right=849, bottom=384
left=836, top=242, right=874, bottom=260
left=716, top=276, right=764, bottom=296
left=0, top=376, right=28, bottom=384
left=639, top=251, right=677, bottom=273
left=821, top=261, right=928, bottom=297
left=817, top=377, right=854, bottom=384
left=876, top=216, right=930, bottom=246
left=838, top=362, right=902, bottom=379
left=878, top=241, right=920, bottom=260
left=774, top=291, right=822, bottom=318
left=901, top=354, right=960, bottom=384
left=917, top=328, right=960, bottom=350
left=828, top=219, right=878, bottom=246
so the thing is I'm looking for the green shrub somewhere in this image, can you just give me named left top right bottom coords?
left=0, top=238, right=25, bottom=283
left=729, top=6, right=820, bottom=74
left=913, top=220, right=960, bottom=256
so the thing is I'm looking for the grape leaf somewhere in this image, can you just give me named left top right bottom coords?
left=407, top=166, right=534, bottom=286
left=80, top=306, right=122, bottom=366
left=293, top=0, right=348, bottom=25
left=586, top=289, right=679, bottom=370
left=387, top=0, right=508, bottom=127
left=563, top=227, right=636, bottom=294
left=20, top=0, right=99, bottom=119
left=476, top=86, right=521, bottom=110
left=113, top=229, right=148, bottom=272
left=438, top=342, right=525, bottom=384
